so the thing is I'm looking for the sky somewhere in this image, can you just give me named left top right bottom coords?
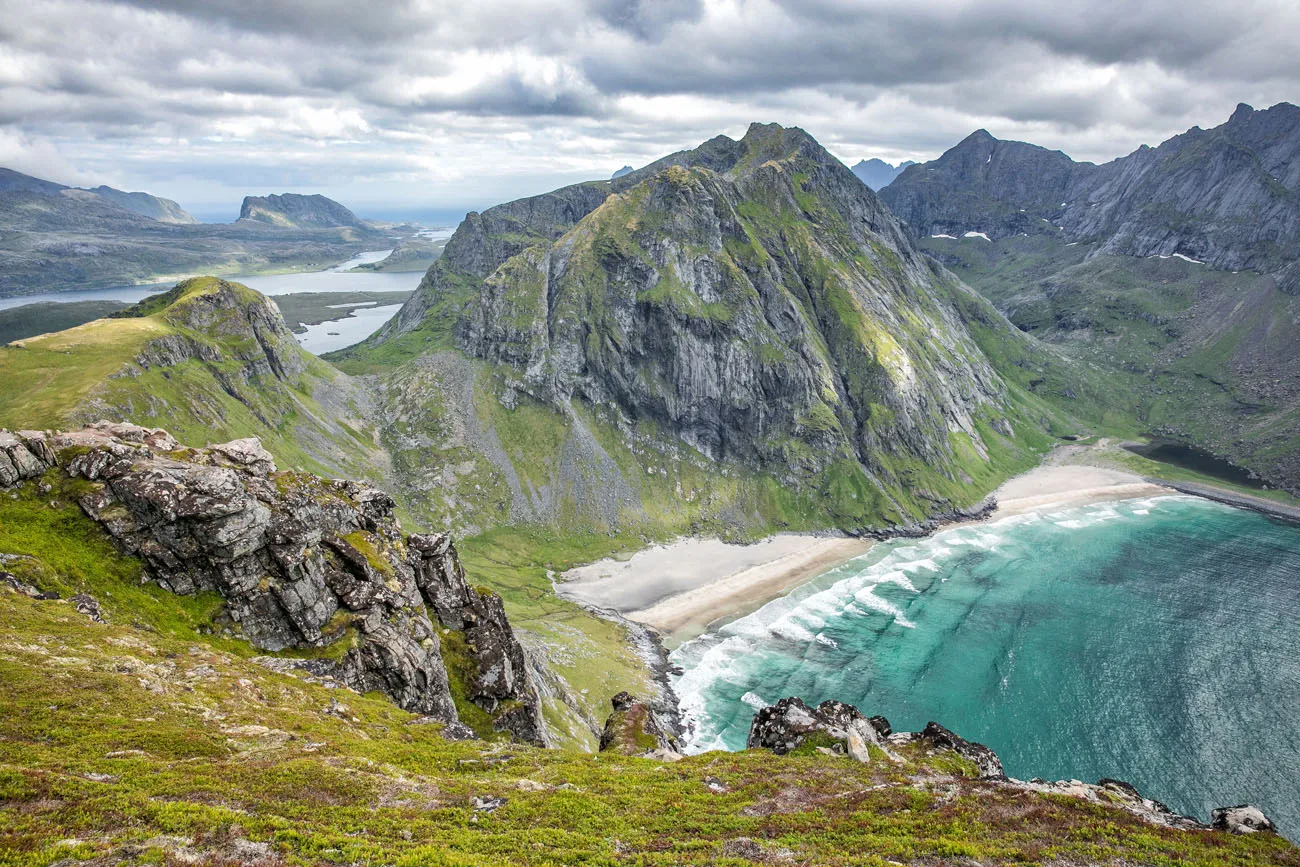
left=2, top=0, right=1298, bottom=223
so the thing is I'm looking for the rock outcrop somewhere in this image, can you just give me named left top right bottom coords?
left=0, top=422, right=544, bottom=743
left=409, top=532, right=545, bottom=745
left=598, top=691, right=681, bottom=758
left=1214, top=805, right=1279, bottom=835
left=747, top=697, right=1279, bottom=834
left=746, top=697, right=890, bottom=763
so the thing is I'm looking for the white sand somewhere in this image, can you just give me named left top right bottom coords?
left=987, top=464, right=1171, bottom=519
left=555, top=461, right=1174, bottom=644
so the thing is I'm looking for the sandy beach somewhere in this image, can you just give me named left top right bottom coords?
left=555, top=461, right=1174, bottom=645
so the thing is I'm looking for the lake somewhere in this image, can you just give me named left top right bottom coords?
left=0, top=235, right=453, bottom=353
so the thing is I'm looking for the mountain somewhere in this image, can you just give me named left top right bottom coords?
left=239, top=192, right=368, bottom=229
left=0, top=168, right=197, bottom=223
left=850, top=157, right=915, bottom=190
left=882, top=102, right=1300, bottom=292
left=0, top=169, right=388, bottom=296
left=611, top=165, right=634, bottom=178
left=87, top=184, right=197, bottom=223
left=0, top=166, right=68, bottom=195
left=881, top=103, right=1300, bottom=491
left=338, top=123, right=1085, bottom=537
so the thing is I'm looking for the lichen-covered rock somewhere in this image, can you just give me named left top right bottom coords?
left=1, top=422, right=544, bottom=743
left=1213, top=804, right=1278, bottom=835
left=409, top=532, right=546, bottom=745
left=745, top=696, right=886, bottom=761
left=916, top=721, right=1005, bottom=779
left=598, top=691, right=681, bottom=757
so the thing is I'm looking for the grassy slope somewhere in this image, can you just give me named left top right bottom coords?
left=0, top=300, right=129, bottom=345
left=2, top=505, right=1295, bottom=866
left=924, top=234, right=1300, bottom=488
left=0, top=277, right=384, bottom=481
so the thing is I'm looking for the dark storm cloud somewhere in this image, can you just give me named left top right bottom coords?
left=0, top=0, right=1296, bottom=209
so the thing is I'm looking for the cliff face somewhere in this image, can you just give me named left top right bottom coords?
left=360, top=124, right=1052, bottom=532
left=238, top=193, right=367, bottom=229
left=460, top=126, right=1009, bottom=484
left=882, top=102, right=1300, bottom=292
left=0, top=422, right=545, bottom=744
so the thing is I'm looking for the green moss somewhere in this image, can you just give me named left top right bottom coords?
left=341, top=530, right=397, bottom=578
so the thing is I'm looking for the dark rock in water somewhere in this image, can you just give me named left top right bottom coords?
left=1212, top=804, right=1278, bottom=834
left=746, top=696, right=884, bottom=762
left=598, top=691, right=681, bottom=757
left=918, top=721, right=1005, bottom=779
left=0, top=422, right=544, bottom=744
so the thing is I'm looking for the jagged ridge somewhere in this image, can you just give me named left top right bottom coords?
left=882, top=102, right=1300, bottom=292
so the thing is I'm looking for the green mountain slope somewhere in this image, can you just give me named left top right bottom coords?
left=921, top=232, right=1300, bottom=492
left=336, top=124, right=1092, bottom=539
left=0, top=277, right=385, bottom=481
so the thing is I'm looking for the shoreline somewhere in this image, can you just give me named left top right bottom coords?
left=556, top=464, right=1179, bottom=648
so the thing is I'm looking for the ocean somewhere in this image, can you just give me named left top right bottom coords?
left=671, top=495, right=1300, bottom=836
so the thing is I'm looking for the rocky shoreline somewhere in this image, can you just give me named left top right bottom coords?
left=745, top=696, right=1279, bottom=836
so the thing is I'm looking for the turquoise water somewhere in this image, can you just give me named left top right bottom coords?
left=671, top=496, right=1300, bottom=836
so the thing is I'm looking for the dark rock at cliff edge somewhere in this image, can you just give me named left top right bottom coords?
left=747, top=696, right=1279, bottom=833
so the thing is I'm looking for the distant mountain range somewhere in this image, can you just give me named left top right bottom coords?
left=611, top=165, right=634, bottom=179
left=0, top=168, right=390, bottom=296
left=881, top=102, right=1300, bottom=293
left=0, top=168, right=197, bottom=224
left=850, top=158, right=915, bottom=190
left=878, top=102, right=1300, bottom=490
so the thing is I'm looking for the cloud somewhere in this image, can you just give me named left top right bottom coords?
left=0, top=0, right=1297, bottom=214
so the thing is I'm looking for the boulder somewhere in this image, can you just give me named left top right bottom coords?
left=599, top=691, right=681, bottom=757
left=1212, top=805, right=1277, bottom=835
left=745, top=697, right=885, bottom=761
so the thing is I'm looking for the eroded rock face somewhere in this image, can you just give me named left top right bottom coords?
left=409, top=532, right=546, bottom=745
left=598, top=691, right=681, bottom=758
left=1, top=422, right=544, bottom=742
